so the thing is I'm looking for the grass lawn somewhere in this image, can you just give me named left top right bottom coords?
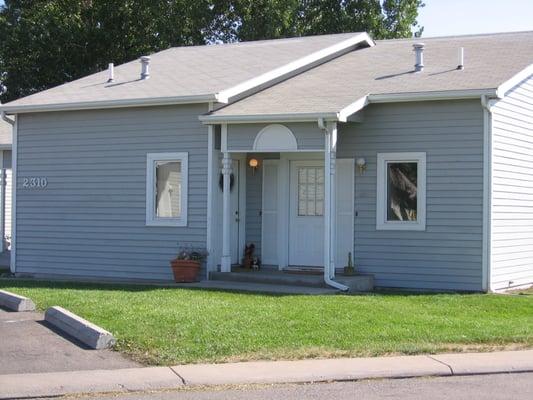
left=1, top=279, right=532, bottom=366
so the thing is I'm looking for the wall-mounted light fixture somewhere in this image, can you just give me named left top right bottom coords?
left=249, top=158, right=259, bottom=175
left=356, top=157, right=367, bottom=175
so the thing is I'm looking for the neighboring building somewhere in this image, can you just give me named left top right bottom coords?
left=0, top=119, right=12, bottom=256
left=1, top=31, right=532, bottom=291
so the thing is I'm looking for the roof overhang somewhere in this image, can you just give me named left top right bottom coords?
left=200, top=89, right=499, bottom=125
left=0, top=94, right=219, bottom=115
left=496, top=63, right=533, bottom=98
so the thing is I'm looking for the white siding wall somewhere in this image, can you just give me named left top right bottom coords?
left=15, top=104, right=209, bottom=281
left=491, top=75, right=533, bottom=290
left=338, top=100, right=485, bottom=291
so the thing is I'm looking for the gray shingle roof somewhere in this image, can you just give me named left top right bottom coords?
left=2, top=33, right=367, bottom=112
left=0, top=120, right=12, bottom=147
left=209, top=31, right=533, bottom=119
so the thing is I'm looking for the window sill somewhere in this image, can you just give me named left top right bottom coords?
left=146, top=219, right=187, bottom=227
left=376, top=222, right=426, bottom=231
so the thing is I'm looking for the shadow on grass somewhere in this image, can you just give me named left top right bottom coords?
left=0, top=277, right=482, bottom=298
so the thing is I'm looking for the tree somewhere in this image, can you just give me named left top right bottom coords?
left=0, top=0, right=424, bottom=103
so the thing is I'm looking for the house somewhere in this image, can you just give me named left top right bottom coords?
left=0, top=119, right=12, bottom=263
left=1, top=31, right=532, bottom=292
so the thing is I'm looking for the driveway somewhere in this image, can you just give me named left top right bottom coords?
left=0, top=308, right=139, bottom=374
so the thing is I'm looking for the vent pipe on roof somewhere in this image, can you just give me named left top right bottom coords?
left=140, top=56, right=151, bottom=80
left=457, top=47, right=464, bottom=70
left=413, top=43, right=425, bottom=72
left=107, top=63, right=114, bottom=83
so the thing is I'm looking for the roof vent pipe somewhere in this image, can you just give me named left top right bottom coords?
left=140, top=56, right=151, bottom=80
left=107, top=63, right=114, bottom=83
left=413, top=43, right=425, bottom=72
left=457, top=47, right=464, bottom=70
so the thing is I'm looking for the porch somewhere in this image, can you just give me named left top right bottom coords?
left=206, top=121, right=373, bottom=292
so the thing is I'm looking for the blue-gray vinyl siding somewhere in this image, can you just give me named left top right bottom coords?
left=227, top=122, right=323, bottom=151
left=491, top=75, right=533, bottom=290
left=245, top=153, right=280, bottom=259
left=15, top=104, right=209, bottom=281
left=337, top=100, right=484, bottom=291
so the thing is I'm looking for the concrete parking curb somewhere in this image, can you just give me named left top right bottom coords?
left=1, top=350, right=532, bottom=399
left=44, top=306, right=115, bottom=349
left=0, top=289, right=35, bottom=311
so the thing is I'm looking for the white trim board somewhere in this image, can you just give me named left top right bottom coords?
left=10, top=117, right=17, bottom=273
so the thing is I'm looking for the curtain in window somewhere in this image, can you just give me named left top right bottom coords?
left=156, top=161, right=181, bottom=218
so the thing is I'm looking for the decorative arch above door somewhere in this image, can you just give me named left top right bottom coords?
left=253, top=124, right=298, bottom=152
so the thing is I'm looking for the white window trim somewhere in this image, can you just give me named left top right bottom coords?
left=146, top=152, right=188, bottom=227
left=376, top=152, right=426, bottom=231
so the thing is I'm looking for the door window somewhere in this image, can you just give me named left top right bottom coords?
left=297, top=167, right=324, bottom=216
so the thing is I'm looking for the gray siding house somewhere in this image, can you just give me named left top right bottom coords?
left=1, top=31, right=532, bottom=292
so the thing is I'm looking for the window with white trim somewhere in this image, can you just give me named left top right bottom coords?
left=376, top=152, right=426, bottom=231
left=146, top=152, right=188, bottom=226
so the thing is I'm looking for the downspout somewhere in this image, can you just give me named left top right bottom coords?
left=1, top=111, right=15, bottom=126
left=481, top=95, right=493, bottom=292
left=319, top=117, right=349, bottom=292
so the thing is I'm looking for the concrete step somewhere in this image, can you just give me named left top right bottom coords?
left=210, top=271, right=326, bottom=288
left=209, top=271, right=375, bottom=293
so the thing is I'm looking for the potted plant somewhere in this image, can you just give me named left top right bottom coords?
left=170, top=245, right=208, bottom=283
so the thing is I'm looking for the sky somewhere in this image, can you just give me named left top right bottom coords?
left=418, top=0, right=533, bottom=37
left=0, top=1, right=531, bottom=38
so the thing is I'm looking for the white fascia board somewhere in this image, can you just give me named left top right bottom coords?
left=496, top=64, right=533, bottom=98
left=338, top=95, right=369, bottom=122
left=1, top=94, right=219, bottom=114
left=369, top=89, right=497, bottom=103
left=216, top=33, right=374, bottom=104
left=199, top=112, right=340, bottom=125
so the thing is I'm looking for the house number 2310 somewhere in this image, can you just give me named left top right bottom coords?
left=22, top=177, right=48, bottom=189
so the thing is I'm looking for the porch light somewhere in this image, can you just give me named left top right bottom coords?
left=356, top=158, right=367, bottom=175
left=249, top=158, right=259, bottom=175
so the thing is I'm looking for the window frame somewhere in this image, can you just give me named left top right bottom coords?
left=376, top=152, right=426, bottom=231
left=146, top=152, right=188, bottom=227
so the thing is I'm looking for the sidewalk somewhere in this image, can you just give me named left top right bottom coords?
left=1, top=350, right=532, bottom=399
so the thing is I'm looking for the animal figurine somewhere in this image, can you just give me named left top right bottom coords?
left=242, top=243, right=255, bottom=269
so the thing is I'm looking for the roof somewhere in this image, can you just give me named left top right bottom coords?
left=205, top=31, right=533, bottom=122
left=1, top=32, right=372, bottom=114
left=0, top=119, right=12, bottom=148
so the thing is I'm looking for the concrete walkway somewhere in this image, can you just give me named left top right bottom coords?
left=1, top=350, right=532, bottom=399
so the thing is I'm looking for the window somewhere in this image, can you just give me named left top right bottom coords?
left=376, top=152, right=426, bottom=231
left=298, top=167, right=324, bottom=216
left=146, top=153, right=188, bottom=226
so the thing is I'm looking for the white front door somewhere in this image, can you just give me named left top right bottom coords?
left=289, top=161, right=325, bottom=267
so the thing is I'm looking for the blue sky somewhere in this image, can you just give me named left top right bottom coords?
left=0, top=1, right=531, bottom=38
left=418, top=0, right=533, bottom=37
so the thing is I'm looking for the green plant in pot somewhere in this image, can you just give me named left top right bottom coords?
left=344, top=252, right=356, bottom=276
left=170, top=245, right=208, bottom=283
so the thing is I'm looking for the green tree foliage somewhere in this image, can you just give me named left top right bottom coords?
left=0, top=0, right=423, bottom=102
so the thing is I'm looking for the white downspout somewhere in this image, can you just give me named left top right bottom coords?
left=320, top=118, right=349, bottom=292
left=481, top=95, right=494, bottom=292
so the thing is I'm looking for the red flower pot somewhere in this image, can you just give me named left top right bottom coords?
left=170, top=259, right=201, bottom=283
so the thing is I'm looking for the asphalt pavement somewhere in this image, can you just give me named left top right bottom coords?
left=0, top=307, right=138, bottom=374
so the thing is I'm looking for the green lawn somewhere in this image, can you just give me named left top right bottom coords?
left=1, top=279, right=532, bottom=365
